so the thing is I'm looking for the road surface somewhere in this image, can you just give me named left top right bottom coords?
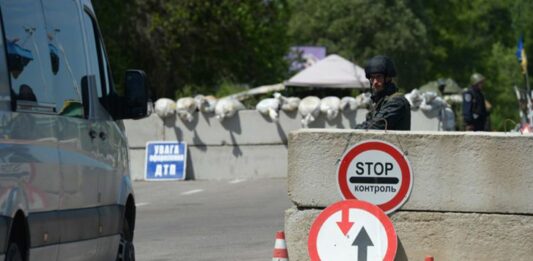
left=133, top=178, right=292, bottom=260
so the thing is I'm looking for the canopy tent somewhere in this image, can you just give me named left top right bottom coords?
left=285, top=54, right=370, bottom=89
left=419, top=78, right=462, bottom=95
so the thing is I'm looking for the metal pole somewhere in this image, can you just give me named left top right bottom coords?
left=526, top=73, right=532, bottom=124
left=526, top=72, right=530, bottom=94
left=514, top=86, right=527, bottom=124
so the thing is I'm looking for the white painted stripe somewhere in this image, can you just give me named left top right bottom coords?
left=274, top=239, right=287, bottom=248
left=229, top=179, right=246, bottom=184
left=135, top=202, right=150, bottom=207
left=181, top=189, right=204, bottom=195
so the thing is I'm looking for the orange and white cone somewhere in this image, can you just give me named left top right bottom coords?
left=272, top=231, right=288, bottom=261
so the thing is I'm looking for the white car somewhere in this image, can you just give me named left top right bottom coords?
left=0, top=0, right=149, bottom=260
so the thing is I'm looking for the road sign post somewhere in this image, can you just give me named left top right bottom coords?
left=308, top=200, right=397, bottom=261
left=145, top=141, right=187, bottom=181
left=337, top=140, right=413, bottom=214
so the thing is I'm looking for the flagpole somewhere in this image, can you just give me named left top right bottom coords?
left=517, top=36, right=530, bottom=125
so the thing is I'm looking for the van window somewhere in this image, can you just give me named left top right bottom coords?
left=82, top=10, right=121, bottom=118
left=0, top=15, right=11, bottom=112
left=42, top=1, right=85, bottom=117
left=82, top=11, right=109, bottom=99
left=1, top=0, right=56, bottom=113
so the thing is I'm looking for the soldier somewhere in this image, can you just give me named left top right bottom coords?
left=355, top=55, right=411, bottom=130
left=462, top=73, right=488, bottom=131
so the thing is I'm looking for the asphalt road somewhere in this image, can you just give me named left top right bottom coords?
left=132, top=178, right=292, bottom=261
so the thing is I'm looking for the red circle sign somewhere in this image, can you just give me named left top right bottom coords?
left=308, top=200, right=397, bottom=261
left=337, top=140, right=413, bottom=214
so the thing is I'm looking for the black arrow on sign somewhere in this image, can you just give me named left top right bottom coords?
left=352, top=226, right=373, bottom=261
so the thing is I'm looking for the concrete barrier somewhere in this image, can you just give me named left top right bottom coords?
left=124, top=109, right=440, bottom=180
left=285, top=129, right=533, bottom=260
left=285, top=208, right=533, bottom=261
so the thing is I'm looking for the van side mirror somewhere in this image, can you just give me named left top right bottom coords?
left=123, top=70, right=150, bottom=119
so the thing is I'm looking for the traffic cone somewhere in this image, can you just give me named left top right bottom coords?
left=425, top=256, right=434, bottom=261
left=272, top=231, right=288, bottom=261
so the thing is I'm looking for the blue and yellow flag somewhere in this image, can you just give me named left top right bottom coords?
left=517, top=36, right=528, bottom=74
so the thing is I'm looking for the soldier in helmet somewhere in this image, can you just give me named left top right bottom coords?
left=355, top=55, right=411, bottom=130
left=462, top=73, right=488, bottom=131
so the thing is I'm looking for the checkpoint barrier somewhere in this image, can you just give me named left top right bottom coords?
left=285, top=129, right=533, bottom=260
left=124, top=110, right=439, bottom=180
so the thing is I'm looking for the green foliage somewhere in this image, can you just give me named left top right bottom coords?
left=174, top=84, right=211, bottom=99
left=405, top=0, right=523, bottom=130
left=483, top=43, right=522, bottom=130
left=93, top=0, right=291, bottom=98
left=414, top=0, right=515, bottom=85
left=287, top=0, right=429, bottom=90
left=213, top=81, right=247, bottom=98
left=92, top=0, right=137, bottom=93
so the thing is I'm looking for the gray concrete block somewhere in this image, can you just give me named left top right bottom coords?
left=285, top=208, right=533, bottom=261
left=411, top=109, right=440, bottom=131
left=288, top=130, right=533, bottom=214
left=128, top=144, right=288, bottom=181
left=390, top=211, right=533, bottom=261
left=162, top=110, right=369, bottom=146
left=187, top=144, right=288, bottom=180
left=163, top=110, right=299, bottom=145
left=124, top=110, right=439, bottom=181
left=123, top=115, right=165, bottom=148
left=129, top=149, right=147, bottom=181
left=161, top=109, right=439, bottom=145
left=284, top=207, right=316, bottom=261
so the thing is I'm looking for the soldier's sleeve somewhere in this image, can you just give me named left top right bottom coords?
left=354, top=110, right=372, bottom=129
left=356, top=96, right=408, bottom=130
left=462, top=91, right=473, bottom=124
left=354, top=120, right=371, bottom=129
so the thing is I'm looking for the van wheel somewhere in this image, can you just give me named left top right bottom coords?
left=5, top=242, right=23, bottom=261
left=116, top=219, right=135, bottom=261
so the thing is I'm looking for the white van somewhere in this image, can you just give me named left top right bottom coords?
left=0, top=0, right=149, bottom=260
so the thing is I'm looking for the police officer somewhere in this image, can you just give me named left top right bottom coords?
left=437, top=78, right=447, bottom=97
left=355, top=55, right=411, bottom=130
left=462, top=73, right=488, bottom=131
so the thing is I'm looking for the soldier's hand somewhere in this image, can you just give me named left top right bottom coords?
left=465, top=124, right=475, bottom=131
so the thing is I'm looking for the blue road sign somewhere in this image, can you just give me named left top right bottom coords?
left=145, top=141, right=187, bottom=181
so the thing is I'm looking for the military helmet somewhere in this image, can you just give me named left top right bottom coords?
left=364, top=55, right=396, bottom=79
left=470, top=73, right=485, bottom=86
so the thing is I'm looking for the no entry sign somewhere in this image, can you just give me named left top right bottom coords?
left=308, top=200, right=397, bottom=261
left=337, top=140, right=413, bottom=214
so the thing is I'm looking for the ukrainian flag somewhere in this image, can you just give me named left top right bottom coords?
left=517, top=36, right=528, bottom=74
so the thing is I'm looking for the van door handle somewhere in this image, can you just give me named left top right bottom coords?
left=99, top=131, right=107, bottom=140
left=89, top=129, right=97, bottom=139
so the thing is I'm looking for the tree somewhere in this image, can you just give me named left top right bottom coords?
left=483, top=43, right=522, bottom=130
left=287, top=0, right=430, bottom=90
left=92, top=0, right=138, bottom=94
left=412, top=0, right=515, bottom=84
left=287, top=0, right=531, bottom=130
left=408, top=0, right=521, bottom=130
left=94, top=0, right=533, bottom=130
left=93, top=0, right=291, bottom=99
